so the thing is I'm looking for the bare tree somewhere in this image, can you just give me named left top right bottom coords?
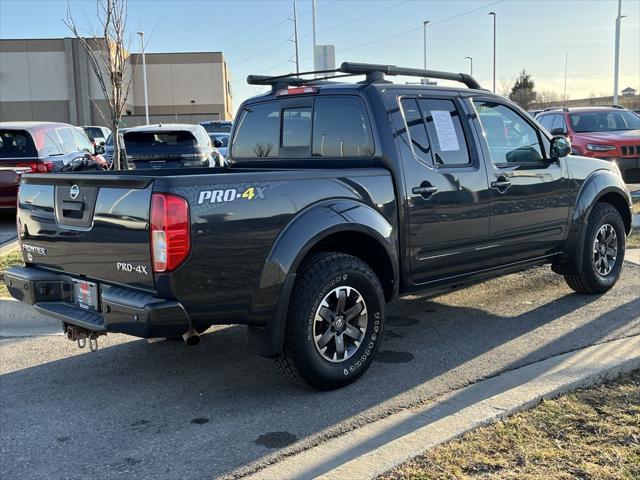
left=64, top=0, right=133, bottom=170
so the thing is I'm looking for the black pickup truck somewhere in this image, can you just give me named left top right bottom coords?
left=5, top=63, right=632, bottom=389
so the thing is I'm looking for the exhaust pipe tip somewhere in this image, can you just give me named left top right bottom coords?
left=182, top=327, right=201, bottom=346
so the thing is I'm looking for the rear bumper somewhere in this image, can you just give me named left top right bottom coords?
left=4, top=266, right=191, bottom=338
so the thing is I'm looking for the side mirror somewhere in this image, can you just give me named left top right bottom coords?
left=550, top=136, right=571, bottom=159
left=213, top=139, right=223, bottom=148
left=94, top=145, right=105, bottom=154
left=550, top=127, right=566, bottom=136
left=100, top=141, right=106, bottom=146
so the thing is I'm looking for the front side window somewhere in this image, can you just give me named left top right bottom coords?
left=474, top=100, right=544, bottom=164
left=232, top=103, right=280, bottom=158
left=538, top=114, right=554, bottom=131
left=312, top=97, right=374, bottom=157
left=551, top=114, right=567, bottom=133
left=72, top=129, right=93, bottom=153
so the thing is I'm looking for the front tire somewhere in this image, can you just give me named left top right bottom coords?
left=564, top=203, right=626, bottom=294
left=277, top=252, right=385, bottom=390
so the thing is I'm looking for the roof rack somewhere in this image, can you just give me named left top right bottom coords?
left=247, top=61, right=482, bottom=91
left=542, top=106, right=569, bottom=112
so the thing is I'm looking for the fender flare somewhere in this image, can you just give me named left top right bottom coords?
left=553, top=169, right=632, bottom=275
left=247, top=199, right=399, bottom=357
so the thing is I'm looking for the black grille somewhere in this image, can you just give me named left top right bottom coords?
left=621, top=145, right=640, bottom=156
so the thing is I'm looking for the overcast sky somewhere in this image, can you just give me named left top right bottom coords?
left=1, top=0, right=638, bottom=114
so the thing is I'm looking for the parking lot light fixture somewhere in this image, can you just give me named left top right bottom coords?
left=465, top=56, right=473, bottom=76
left=422, top=20, right=431, bottom=70
left=137, top=31, right=149, bottom=125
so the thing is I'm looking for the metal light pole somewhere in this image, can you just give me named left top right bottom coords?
left=465, top=56, right=473, bottom=76
left=563, top=52, right=569, bottom=107
left=422, top=20, right=430, bottom=70
left=137, top=31, right=149, bottom=125
left=489, top=11, right=496, bottom=93
left=293, top=2, right=300, bottom=74
left=613, top=0, right=624, bottom=105
left=312, top=0, right=317, bottom=68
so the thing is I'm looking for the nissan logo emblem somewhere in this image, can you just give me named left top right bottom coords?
left=70, top=185, right=80, bottom=200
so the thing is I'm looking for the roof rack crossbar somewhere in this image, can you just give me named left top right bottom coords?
left=247, top=62, right=482, bottom=90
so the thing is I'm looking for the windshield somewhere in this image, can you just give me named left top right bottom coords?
left=0, top=129, right=37, bottom=159
left=84, top=127, right=104, bottom=140
left=124, top=131, right=197, bottom=148
left=570, top=110, right=640, bottom=133
left=202, top=123, right=232, bottom=134
left=209, top=133, right=229, bottom=147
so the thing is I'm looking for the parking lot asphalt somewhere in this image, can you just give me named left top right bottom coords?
left=1, top=263, right=639, bottom=480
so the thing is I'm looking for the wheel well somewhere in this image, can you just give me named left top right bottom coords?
left=305, top=231, right=395, bottom=302
left=598, top=192, right=631, bottom=234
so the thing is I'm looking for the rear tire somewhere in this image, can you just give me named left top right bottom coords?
left=277, top=252, right=385, bottom=390
left=564, top=203, right=626, bottom=294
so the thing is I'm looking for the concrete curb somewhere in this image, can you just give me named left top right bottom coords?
left=241, top=336, right=640, bottom=480
left=0, top=238, right=18, bottom=256
left=0, top=298, right=62, bottom=337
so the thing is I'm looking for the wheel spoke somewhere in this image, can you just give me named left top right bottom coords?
left=606, top=247, right=617, bottom=257
left=316, top=328, right=333, bottom=349
left=344, top=324, right=362, bottom=340
left=344, top=302, right=364, bottom=321
left=336, top=289, right=347, bottom=313
left=318, top=307, right=334, bottom=323
left=335, top=334, right=345, bottom=358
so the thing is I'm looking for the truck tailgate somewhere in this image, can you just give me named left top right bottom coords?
left=18, top=173, right=155, bottom=291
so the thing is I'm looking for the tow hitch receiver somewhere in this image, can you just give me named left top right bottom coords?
left=64, top=325, right=106, bottom=352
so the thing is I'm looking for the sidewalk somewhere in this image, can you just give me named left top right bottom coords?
left=239, top=336, right=640, bottom=480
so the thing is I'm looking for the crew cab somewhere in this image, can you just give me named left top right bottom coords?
left=5, top=63, right=632, bottom=390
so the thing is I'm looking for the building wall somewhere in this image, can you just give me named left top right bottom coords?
left=0, top=39, right=70, bottom=122
left=0, top=38, right=233, bottom=125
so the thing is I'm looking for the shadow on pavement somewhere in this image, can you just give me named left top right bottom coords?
left=1, top=267, right=639, bottom=479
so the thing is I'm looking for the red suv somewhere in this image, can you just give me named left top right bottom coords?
left=536, top=106, right=640, bottom=182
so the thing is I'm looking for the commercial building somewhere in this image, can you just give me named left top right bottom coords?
left=0, top=38, right=233, bottom=127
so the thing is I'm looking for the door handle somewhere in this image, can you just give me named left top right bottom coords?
left=490, top=176, right=511, bottom=193
left=412, top=183, right=438, bottom=197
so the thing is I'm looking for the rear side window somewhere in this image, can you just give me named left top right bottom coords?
left=399, top=97, right=470, bottom=166
left=312, top=97, right=373, bottom=157
left=42, top=131, right=63, bottom=157
left=400, top=98, right=431, bottom=163
left=232, top=103, right=280, bottom=158
left=56, top=128, right=78, bottom=154
left=0, top=130, right=37, bottom=159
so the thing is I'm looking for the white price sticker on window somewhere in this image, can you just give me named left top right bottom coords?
left=431, top=110, right=460, bottom=151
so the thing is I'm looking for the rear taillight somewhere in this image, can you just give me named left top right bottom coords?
left=16, top=162, right=49, bottom=173
left=150, top=193, right=190, bottom=273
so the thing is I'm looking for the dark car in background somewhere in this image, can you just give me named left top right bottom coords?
left=200, top=120, right=232, bottom=134
left=208, top=132, right=229, bottom=158
left=81, top=125, right=111, bottom=150
left=0, top=122, right=107, bottom=209
left=536, top=106, right=640, bottom=181
left=123, top=124, right=219, bottom=169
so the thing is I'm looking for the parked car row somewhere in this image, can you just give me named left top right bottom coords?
left=0, top=119, right=232, bottom=209
left=535, top=106, right=640, bottom=182
left=0, top=122, right=108, bottom=209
